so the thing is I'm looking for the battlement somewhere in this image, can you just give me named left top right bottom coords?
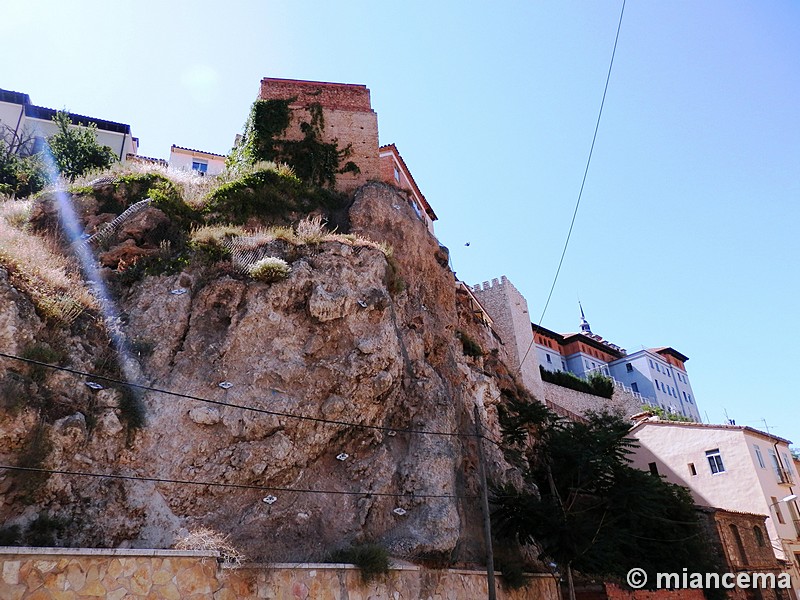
left=260, top=78, right=375, bottom=113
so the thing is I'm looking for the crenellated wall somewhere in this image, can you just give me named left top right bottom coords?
left=471, top=276, right=543, bottom=400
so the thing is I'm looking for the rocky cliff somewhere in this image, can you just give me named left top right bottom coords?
left=0, top=172, right=523, bottom=564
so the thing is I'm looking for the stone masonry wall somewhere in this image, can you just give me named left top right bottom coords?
left=259, top=78, right=380, bottom=193
left=542, top=381, right=644, bottom=419
left=471, top=276, right=543, bottom=399
left=0, top=548, right=559, bottom=600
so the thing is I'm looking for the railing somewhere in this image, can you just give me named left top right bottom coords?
left=582, top=366, right=645, bottom=401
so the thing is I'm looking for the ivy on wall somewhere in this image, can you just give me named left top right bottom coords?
left=229, top=99, right=360, bottom=188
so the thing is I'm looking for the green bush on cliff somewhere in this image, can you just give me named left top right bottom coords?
left=203, top=167, right=346, bottom=225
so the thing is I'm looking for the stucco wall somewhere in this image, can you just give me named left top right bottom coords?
left=0, top=548, right=558, bottom=599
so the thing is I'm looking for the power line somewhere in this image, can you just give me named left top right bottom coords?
left=518, top=0, right=626, bottom=373
left=0, top=351, right=478, bottom=440
left=0, top=464, right=478, bottom=500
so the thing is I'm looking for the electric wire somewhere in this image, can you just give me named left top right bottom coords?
left=518, top=0, right=626, bottom=373
left=0, top=465, right=479, bottom=500
left=0, top=351, right=477, bottom=440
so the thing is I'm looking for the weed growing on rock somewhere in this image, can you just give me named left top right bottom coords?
left=248, top=256, right=291, bottom=282
left=457, top=331, right=483, bottom=358
left=327, top=543, right=390, bottom=583
left=175, top=527, right=244, bottom=568
left=20, top=344, right=64, bottom=382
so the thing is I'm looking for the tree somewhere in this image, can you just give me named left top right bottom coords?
left=47, top=111, right=116, bottom=181
left=492, top=400, right=721, bottom=600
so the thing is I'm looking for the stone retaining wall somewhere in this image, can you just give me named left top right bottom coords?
left=543, top=381, right=643, bottom=419
left=0, top=547, right=559, bottom=599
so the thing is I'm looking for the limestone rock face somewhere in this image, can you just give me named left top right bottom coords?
left=0, top=182, right=520, bottom=563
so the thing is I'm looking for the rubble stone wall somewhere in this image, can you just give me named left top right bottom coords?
left=0, top=548, right=559, bottom=599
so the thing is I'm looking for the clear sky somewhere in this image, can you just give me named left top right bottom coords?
left=5, top=1, right=799, bottom=444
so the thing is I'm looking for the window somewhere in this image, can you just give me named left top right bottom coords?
left=654, top=379, right=659, bottom=392
left=191, top=160, right=208, bottom=175
left=753, top=526, right=765, bottom=547
left=393, top=166, right=400, bottom=182
left=562, top=361, right=567, bottom=370
left=688, top=463, right=697, bottom=476
left=683, top=391, right=687, bottom=400
left=768, top=449, right=785, bottom=482
left=729, top=524, right=748, bottom=565
left=631, top=382, right=639, bottom=393
left=546, top=354, right=552, bottom=363
left=782, top=453, right=794, bottom=477
left=649, top=359, right=654, bottom=368
left=772, top=497, right=786, bottom=524
left=626, top=363, right=633, bottom=373
left=754, top=445, right=765, bottom=469
left=706, top=449, right=725, bottom=474
left=648, top=462, right=660, bottom=476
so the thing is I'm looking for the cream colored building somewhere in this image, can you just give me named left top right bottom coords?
left=168, top=145, right=227, bottom=176
left=0, top=87, right=137, bottom=160
left=630, top=419, right=800, bottom=598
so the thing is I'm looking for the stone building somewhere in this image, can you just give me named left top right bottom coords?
left=698, top=507, right=790, bottom=600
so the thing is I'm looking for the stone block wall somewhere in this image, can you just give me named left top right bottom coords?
left=259, top=78, right=380, bottom=193
left=0, top=548, right=559, bottom=599
left=471, top=276, right=543, bottom=399
left=542, top=381, right=643, bottom=419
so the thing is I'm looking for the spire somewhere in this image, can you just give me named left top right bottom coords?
left=579, top=301, right=592, bottom=334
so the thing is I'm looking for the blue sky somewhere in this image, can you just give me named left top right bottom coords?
left=5, top=1, right=799, bottom=443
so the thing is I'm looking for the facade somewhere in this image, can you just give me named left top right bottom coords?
left=698, top=507, right=789, bottom=600
left=379, top=144, right=437, bottom=234
left=533, top=308, right=700, bottom=420
left=630, top=420, right=800, bottom=597
left=0, top=87, right=137, bottom=161
left=169, top=145, right=227, bottom=176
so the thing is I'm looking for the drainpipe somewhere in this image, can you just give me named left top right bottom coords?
left=118, top=132, right=128, bottom=161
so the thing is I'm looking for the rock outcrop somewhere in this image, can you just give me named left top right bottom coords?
left=0, top=179, right=522, bottom=563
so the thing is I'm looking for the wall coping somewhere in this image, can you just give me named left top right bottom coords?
left=0, top=549, right=553, bottom=579
left=0, top=547, right=218, bottom=558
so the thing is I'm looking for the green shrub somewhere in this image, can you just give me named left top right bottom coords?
left=17, top=424, right=52, bottom=503
left=458, top=330, right=483, bottom=358
left=640, top=404, right=692, bottom=422
left=20, top=344, right=64, bottom=382
left=248, top=256, right=290, bottom=282
left=497, top=556, right=529, bottom=591
left=25, top=514, right=66, bottom=547
left=327, top=543, right=390, bottom=583
left=203, top=168, right=346, bottom=225
left=118, top=386, right=146, bottom=432
left=0, top=524, right=21, bottom=546
left=384, top=256, right=406, bottom=296
left=588, top=372, right=614, bottom=398
left=539, top=366, right=613, bottom=399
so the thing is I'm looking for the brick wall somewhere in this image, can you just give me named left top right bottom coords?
left=603, top=583, right=705, bottom=600
left=259, top=78, right=381, bottom=193
left=0, top=548, right=559, bottom=599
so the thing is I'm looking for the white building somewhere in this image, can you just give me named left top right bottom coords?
left=630, top=419, right=800, bottom=597
left=533, top=307, right=700, bottom=420
left=168, top=145, right=227, bottom=176
left=0, top=88, right=137, bottom=161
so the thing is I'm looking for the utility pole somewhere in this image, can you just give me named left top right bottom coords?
left=474, top=405, right=497, bottom=600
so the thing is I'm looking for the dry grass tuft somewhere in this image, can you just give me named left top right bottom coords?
left=0, top=204, right=97, bottom=324
left=174, top=527, right=244, bottom=568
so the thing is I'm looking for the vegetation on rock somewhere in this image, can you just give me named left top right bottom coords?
left=539, top=365, right=614, bottom=399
